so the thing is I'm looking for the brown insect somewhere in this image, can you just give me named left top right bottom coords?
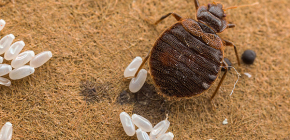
left=135, top=0, right=240, bottom=101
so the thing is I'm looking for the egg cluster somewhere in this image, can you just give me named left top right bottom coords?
left=0, top=19, right=52, bottom=86
left=124, top=57, right=147, bottom=93
left=0, top=122, right=12, bottom=140
left=120, top=112, right=174, bottom=140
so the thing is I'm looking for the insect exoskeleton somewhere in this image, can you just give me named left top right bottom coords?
left=133, top=0, right=241, bottom=101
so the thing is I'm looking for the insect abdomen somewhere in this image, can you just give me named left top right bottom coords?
left=149, top=21, right=223, bottom=97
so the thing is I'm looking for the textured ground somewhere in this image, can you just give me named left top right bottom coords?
left=0, top=0, right=289, bottom=139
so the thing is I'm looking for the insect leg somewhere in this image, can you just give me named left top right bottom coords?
left=154, top=13, right=182, bottom=25
left=194, top=0, right=200, bottom=10
left=210, top=61, right=228, bottom=101
left=227, top=23, right=236, bottom=28
left=223, top=39, right=240, bottom=66
left=134, top=52, right=150, bottom=77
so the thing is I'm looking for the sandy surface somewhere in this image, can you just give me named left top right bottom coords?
left=0, top=0, right=289, bottom=139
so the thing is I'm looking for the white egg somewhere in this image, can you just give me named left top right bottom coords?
left=132, top=114, right=153, bottom=132
left=0, top=77, right=11, bottom=86
left=0, top=56, right=3, bottom=63
left=0, top=122, right=13, bottom=140
left=11, top=50, right=35, bottom=68
left=30, top=51, right=52, bottom=68
left=150, top=119, right=170, bottom=140
left=124, top=56, right=142, bottom=78
left=0, top=19, right=5, bottom=31
left=129, top=69, right=147, bottom=93
left=9, top=65, right=35, bottom=80
left=120, top=112, right=135, bottom=136
left=0, top=64, right=12, bottom=76
left=4, top=41, right=25, bottom=60
left=0, top=34, right=15, bottom=55
left=136, top=128, right=150, bottom=140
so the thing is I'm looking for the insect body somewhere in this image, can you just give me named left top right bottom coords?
left=135, top=0, right=240, bottom=100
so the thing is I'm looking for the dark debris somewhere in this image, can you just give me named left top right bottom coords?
left=79, top=81, right=112, bottom=103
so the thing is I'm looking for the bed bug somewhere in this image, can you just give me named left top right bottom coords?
left=134, top=0, right=240, bottom=101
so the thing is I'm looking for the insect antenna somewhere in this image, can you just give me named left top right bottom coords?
left=223, top=2, right=259, bottom=11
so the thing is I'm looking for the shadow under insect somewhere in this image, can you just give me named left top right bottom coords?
left=117, top=82, right=169, bottom=121
left=117, top=82, right=215, bottom=124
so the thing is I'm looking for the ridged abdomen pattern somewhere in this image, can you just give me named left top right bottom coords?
left=149, top=20, right=223, bottom=97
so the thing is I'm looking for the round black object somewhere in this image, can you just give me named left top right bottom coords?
left=221, top=58, right=231, bottom=71
left=242, top=50, right=256, bottom=64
